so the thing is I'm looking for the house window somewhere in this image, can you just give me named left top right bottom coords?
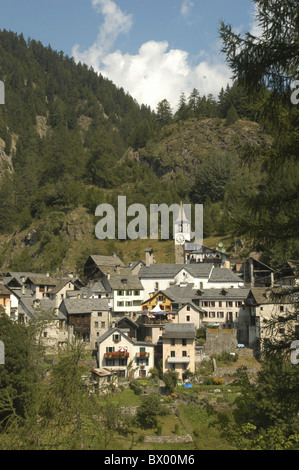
left=171, top=351, right=175, bottom=357
left=113, top=334, right=121, bottom=342
left=217, top=312, right=224, bottom=318
left=182, top=351, right=187, bottom=357
left=117, top=290, right=123, bottom=295
left=218, top=301, right=222, bottom=307
left=171, top=338, right=175, bottom=346
left=226, top=301, right=233, bottom=307
left=280, top=306, right=284, bottom=312
left=126, top=301, right=132, bottom=306
left=210, top=301, right=215, bottom=307
left=186, top=315, right=190, bottom=322
left=98, top=312, right=102, bottom=317
left=95, top=322, right=98, bottom=328
left=209, top=312, right=215, bottom=318
left=140, top=347, right=145, bottom=353
left=186, top=305, right=190, bottom=311
left=101, top=322, right=105, bottom=328
left=126, top=290, right=132, bottom=296
left=117, top=301, right=124, bottom=306
left=204, top=312, right=208, bottom=318
left=182, top=338, right=187, bottom=346
left=134, top=290, right=140, bottom=296
left=106, top=347, right=115, bottom=353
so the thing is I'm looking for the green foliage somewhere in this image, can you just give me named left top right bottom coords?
left=162, top=369, right=179, bottom=393
left=0, top=315, right=37, bottom=422
left=190, top=151, right=238, bottom=204
left=215, top=360, right=299, bottom=450
left=136, top=393, right=167, bottom=429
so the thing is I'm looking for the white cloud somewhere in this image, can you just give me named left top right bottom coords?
left=72, top=0, right=232, bottom=111
left=181, top=0, right=194, bottom=17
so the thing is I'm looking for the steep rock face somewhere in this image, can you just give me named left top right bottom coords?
left=139, top=119, right=272, bottom=184
left=0, top=136, right=13, bottom=179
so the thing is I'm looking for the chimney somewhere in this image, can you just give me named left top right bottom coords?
left=21, top=285, right=25, bottom=295
left=145, top=248, right=154, bottom=267
left=46, top=271, right=50, bottom=278
left=107, top=273, right=111, bottom=280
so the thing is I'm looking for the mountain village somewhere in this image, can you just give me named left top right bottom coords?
left=1, top=205, right=297, bottom=390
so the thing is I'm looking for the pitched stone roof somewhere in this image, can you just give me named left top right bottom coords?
left=163, top=323, right=196, bottom=339
left=62, top=297, right=110, bottom=314
left=19, top=298, right=58, bottom=319
left=103, top=273, right=143, bottom=290
left=97, top=327, right=154, bottom=347
left=88, top=254, right=124, bottom=268
left=208, top=267, right=241, bottom=283
left=139, top=263, right=212, bottom=279
left=0, top=284, right=12, bottom=296
left=248, top=287, right=292, bottom=305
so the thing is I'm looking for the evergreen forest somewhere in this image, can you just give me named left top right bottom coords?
left=0, top=24, right=298, bottom=274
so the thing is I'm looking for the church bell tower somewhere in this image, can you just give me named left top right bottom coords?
left=174, top=202, right=191, bottom=264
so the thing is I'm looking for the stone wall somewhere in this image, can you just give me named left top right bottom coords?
left=203, top=327, right=238, bottom=356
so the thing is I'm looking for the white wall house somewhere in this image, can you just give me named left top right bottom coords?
left=97, top=328, right=155, bottom=378
left=102, top=273, right=144, bottom=314
left=139, top=263, right=243, bottom=300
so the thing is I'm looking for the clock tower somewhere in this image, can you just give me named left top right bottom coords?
left=174, top=202, right=191, bottom=264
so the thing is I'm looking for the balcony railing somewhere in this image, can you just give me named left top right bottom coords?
left=105, top=352, right=129, bottom=358
left=135, top=352, right=150, bottom=358
left=167, top=356, right=190, bottom=364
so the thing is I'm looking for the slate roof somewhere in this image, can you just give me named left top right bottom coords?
left=18, top=297, right=61, bottom=319
left=97, top=327, right=154, bottom=347
left=0, top=284, right=12, bottom=296
left=138, top=263, right=212, bottom=279
left=248, top=287, right=292, bottom=305
left=103, top=273, right=143, bottom=290
left=163, top=323, right=196, bottom=339
left=62, top=297, right=110, bottom=314
left=88, top=254, right=124, bottom=268
left=208, top=267, right=241, bottom=283
left=197, top=287, right=250, bottom=300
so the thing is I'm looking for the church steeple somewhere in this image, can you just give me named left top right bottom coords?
left=174, top=202, right=190, bottom=264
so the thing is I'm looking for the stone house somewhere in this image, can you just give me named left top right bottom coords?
left=83, top=254, right=124, bottom=281
left=244, top=287, right=297, bottom=351
left=60, top=297, right=111, bottom=350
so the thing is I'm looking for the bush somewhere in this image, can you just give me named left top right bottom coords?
left=215, top=352, right=238, bottom=364
left=129, top=380, right=142, bottom=395
left=137, top=393, right=166, bottom=429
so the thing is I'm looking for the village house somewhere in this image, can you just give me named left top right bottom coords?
left=60, top=297, right=111, bottom=350
left=83, top=254, right=124, bottom=281
left=184, top=243, right=229, bottom=268
left=276, top=261, right=299, bottom=287
left=101, top=271, right=144, bottom=318
left=16, top=296, right=69, bottom=349
left=138, top=263, right=243, bottom=300
left=244, top=286, right=297, bottom=351
left=162, top=323, right=196, bottom=380
left=241, top=255, right=275, bottom=287
left=195, top=287, right=250, bottom=329
left=96, top=327, right=155, bottom=379
left=0, top=284, right=13, bottom=317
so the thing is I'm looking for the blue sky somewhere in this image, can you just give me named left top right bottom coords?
left=0, top=0, right=258, bottom=110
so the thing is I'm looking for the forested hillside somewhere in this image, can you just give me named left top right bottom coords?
left=0, top=29, right=295, bottom=275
